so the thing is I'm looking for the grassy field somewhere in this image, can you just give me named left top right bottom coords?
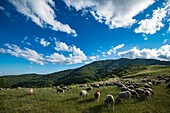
left=0, top=83, right=170, bottom=113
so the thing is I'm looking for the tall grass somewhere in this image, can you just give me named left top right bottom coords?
left=0, top=84, right=170, bottom=113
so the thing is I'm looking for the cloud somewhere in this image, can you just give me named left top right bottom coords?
left=163, top=39, right=167, bottom=44
left=135, top=1, right=170, bottom=35
left=40, top=38, right=50, bottom=47
left=0, top=6, right=5, bottom=10
left=48, top=41, right=88, bottom=64
left=21, top=36, right=31, bottom=45
left=0, top=40, right=88, bottom=65
left=144, top=37, right=148, bottom=40
left=63, top=0, right=154, bottom=29
left=89, top=55, right=99, bottom=61
left=9, top=0, right=77, bottom=36
left=35, top=37, right=50, bottom=47
left=28, top=66, right=33, bottom=68
left=46, top=50, right=87, bottom=64
left=118, top=45, right=170, bottom=61
left=0, top=43, right=45, bottom=65
left=55, top=41, right=71, bottom=51
left=0, top=6, right=11, bottom=17
left=107, top=44, right=124, bottom=56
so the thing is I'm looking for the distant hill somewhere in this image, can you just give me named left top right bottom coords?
left=1, top=58, right=170, bottom=88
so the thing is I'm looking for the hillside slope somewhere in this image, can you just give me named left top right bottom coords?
left=1, top=58, right=170, bottom=87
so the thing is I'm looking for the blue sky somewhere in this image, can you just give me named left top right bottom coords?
left=0, top=0, right=170, bottom=75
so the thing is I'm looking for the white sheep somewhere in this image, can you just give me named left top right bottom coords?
left=57, top=88, right=64, bottom=93
left=104, top=94, right=115, bottom=111
left=143, top=88, right=155, bottom=95
left=80, top=90, right=88, bottom=98
left=135, top=88, right=145, bottom=96
left=28, top=88, right=33, bottom=95
left=94, top=90, right=100, bottom=102
left=128, top=89, right=140, bottom=98
left=145, top=90, right=152, bottom=98
left=116, top=91, right=131, bottom=103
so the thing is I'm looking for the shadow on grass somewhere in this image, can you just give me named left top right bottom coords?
left=62, top=97, right=79, bottom=102
left=76, top=98, right=95, bottom=104
left=82, top=104, right=104, bottom=113
left=16, top=93, right=35, bottom=98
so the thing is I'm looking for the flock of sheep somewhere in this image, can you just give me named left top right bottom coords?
left=1, top=75, right=170, bottom=111
left=45, top=75, right=170, bottom=111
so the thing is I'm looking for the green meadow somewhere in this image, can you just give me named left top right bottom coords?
left=0, top=83, right=170, bottom=113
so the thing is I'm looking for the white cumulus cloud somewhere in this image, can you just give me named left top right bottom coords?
left=135, top=7, right=167, bottom=34
left=0, top=43, right=45, bottom=65
left=118, top=45, right=170, bottom=61
left=35, top=37, right=50, bottom=47
left=107, top=44, right=124, bottom=56
left=63, top=0, right=154, bottom=29
left=46, top=41, right=87, bottom=64
left=0, top=42, right=88, bottom=65
left=9, top=0, right=77, bottom=36
left=40, top=38, right=50, bottom=47
left=55, top=41, right=71, bottom=52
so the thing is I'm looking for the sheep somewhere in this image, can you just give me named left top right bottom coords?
left=57, top=88, right=64, bottom=93
left=80, top=90, right=88, bottom=98
left=121, top=86, right=128, bottom=91
left=135, top=88, right=145, bottom=96
left=167, top=83, right=170, bottom=88
left=0, top=88, right=3, bottom=90
left=127, top=85, right=134, bottom=89
left=104, top=94, right=115, bottom=110
left=148, top=82, right=152, bottom=86
left=144, top=83, right=152, bottom=88
left=116, top=91, right=131, bottom=103
left=62, top=86, right=69, bottom=90
left=145, top=90, right=152, bottom=98
left=93, top=84, right=100, bottom=88
left=94, top=90, right=100, bottom=102
left=28, top=88, right=33, bottom=95
left=86, top=87, right=93, bottom=92
left=128, top=89, right=140, bottom=98
left=143, top=88, right=155, bottom=95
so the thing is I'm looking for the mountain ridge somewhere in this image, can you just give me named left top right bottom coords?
left=1, top=58, right=170, bottom=87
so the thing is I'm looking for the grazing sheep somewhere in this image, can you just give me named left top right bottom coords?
left=93, top=84, right=100, bottom=88
left=62, top=86, right=69, bottom=90
left=0, top=88, right=3, bottom=90
left=135, top=88, right=145, bottom=96
left=80, top=90, right=88, bottom=98
left=57, top=88, right=64, bottom=93
left=167, top=83, right=170, bottom=88
left=145, top=90, right=152, bottom=98
left=104, top=94, right=115, bottom=110
left=128, top=89, right=140, bottom=98
left=143, top=88, right=155, bottom=95
left=116, top=83, right=125, bottom=88
left=148, top=82, right=152, bottom=86
left=144, top=83, right=152, bottom=88
left=94, top=91, right=100, bottom=102
left=142, top=79, right=147, bottom=82
left=116, top=91, right=131, bottom=103
left=127, top=85, right=134, bottom=89
left=121, top=87, right=128, bottom=91
left=165, top=78, right=170, bottom=84
left=86, top=87, right=93, bottom=92
left=28, top=88, right=33, bottom=95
